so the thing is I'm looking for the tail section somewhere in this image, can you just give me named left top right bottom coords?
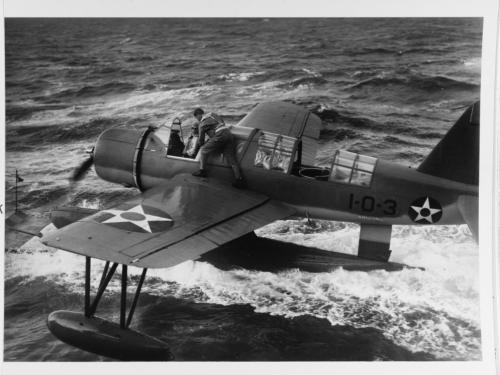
left=417, top=102, right=479, bottom=185
left=457, top=195, right=478, bottom=242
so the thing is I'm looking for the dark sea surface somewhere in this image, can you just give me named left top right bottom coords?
left=4, top=18, right=482, bottom=361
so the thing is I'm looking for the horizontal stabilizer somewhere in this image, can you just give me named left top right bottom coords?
left=457, top=195, right=478, bottom=242
left=5, top=210, right=49, bottom=249
left=358, top=224, right=392, bottom=262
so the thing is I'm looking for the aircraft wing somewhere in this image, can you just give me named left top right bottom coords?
left=41, top=174, right=295, bottom=268
left=238, top=102, right=322, bottom=165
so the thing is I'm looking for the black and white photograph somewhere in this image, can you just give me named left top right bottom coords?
left=2, top=0, right=499, bottom=370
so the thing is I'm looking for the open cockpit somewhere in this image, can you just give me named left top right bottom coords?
left=149, top=118, right=377, bottom=188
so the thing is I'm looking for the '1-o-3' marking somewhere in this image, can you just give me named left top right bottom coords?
left=348, top=194, right=397, bottom=215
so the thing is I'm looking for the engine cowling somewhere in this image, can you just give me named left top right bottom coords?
left=94, top=127, right=162, bottom=189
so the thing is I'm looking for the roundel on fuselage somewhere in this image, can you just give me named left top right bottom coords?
left=408, top=196, right=443, bottom=224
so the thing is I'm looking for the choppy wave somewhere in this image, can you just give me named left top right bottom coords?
left=320, top=127, right=359, bottom=141
left=92, top=66, right=142, bottom=77
left=351, top=74, right=479, bottom=92
left=6, top=78, right=53, bottom=92
left=6, top=103, right=70, bottom=122
left=8, top=117, right=124, bottom=146
left=45, top=82, right=137, bottom=102
left=280, top=76, right=328, bottom=89
left=17, top=186, right=72, bottom=208
left=312, top=105, right=448, bottom=142
left=217, top=71, right=267, bottom=82
left=347, top=47, right=399, bottom=55
left=382, top=135, right=422, bottom=146
left=125, top=55, right=155, bottom=62
left=5, top=220, right=479, bottom=360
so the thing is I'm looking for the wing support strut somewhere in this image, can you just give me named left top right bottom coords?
left=357, top=224, right=392, bottom=262
left=83, top=259, right=147, bottom=328
left=87, top=261, right=118, bottom=317
left=127, top=268, right=147, bottom=328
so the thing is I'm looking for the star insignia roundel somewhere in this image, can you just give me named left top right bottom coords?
left=408, top=197, right=443, bottom=224
left=94, top=204, right=174, bottom=233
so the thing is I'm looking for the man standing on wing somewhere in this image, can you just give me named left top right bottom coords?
left=191, top=108, right=245, bottom=188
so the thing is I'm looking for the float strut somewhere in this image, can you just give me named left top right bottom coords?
left=98, top=261, right=110, bottom=290
left=84, top=257, right=91, bottom=316
left=126, top=268, right=148, bottom=328
left=120, top=265, right=127, bottom=329
left=88, top=262, right=118, bottom=317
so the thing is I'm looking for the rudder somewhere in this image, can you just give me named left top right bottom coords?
left=417, top=102, right=479, bottom=185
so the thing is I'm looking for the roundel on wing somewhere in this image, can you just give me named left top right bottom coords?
left=408, top=196, right=443, bottom=224
left=94, top=204, right=174, bottom=233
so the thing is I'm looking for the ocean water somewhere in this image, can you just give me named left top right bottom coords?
left=4, top=18, right=482, bottom=361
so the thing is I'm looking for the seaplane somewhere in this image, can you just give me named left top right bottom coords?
left=7, top=100, right=479, bottom=360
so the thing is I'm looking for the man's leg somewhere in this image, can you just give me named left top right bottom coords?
left=193, top=136, right=223, bottom=177
left=199, top=148, right=208, bottom=170
left=222, top=135, right=245, bottom=188
left=223, top=146, right=242, bottom=180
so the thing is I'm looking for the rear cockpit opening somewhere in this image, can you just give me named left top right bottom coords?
left=329, top=150, right=377, bottom=187
left=254, top=131, right=295, bottom=173
left=296, top=150, right=376, bottom=187
left=251, top=129, right=377, bottom=187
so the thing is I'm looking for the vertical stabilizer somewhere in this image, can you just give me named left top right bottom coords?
left=417, top=102, right=479, bottom=185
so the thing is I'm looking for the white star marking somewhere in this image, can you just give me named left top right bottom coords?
left=101, top=205, right=172, bottom=233
left=410, top=197, right=442, bottom=223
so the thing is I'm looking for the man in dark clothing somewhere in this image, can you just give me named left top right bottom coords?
left=191, top=108, right=245, bottom=188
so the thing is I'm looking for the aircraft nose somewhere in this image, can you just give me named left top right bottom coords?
left=94, top=127, right=157, bottom=189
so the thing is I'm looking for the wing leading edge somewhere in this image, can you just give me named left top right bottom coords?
left=41, top=174, right=295, bottom=268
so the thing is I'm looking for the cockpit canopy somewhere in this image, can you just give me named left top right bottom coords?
left=330, top=150, right=377, bottom=187
left=254, top=132, right=296, bottom=173
left=249, top=130, right=377, bottom=187
left=146, top=112, right=377, bottom=188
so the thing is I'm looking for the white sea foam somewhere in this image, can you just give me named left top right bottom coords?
left=463, top=56, right=481, bottom=68
left=218, top=71, right=266, bottom=82
left=5, top=220, right=480, bottom=359
left=301, top=68, right=322, bottom=77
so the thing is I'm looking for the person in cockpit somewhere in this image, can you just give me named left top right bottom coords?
left=182, top=122, right=199, bottom=158
left=191, top=108, right=245, bottom=188
left=166, top=117, right=185, bottom=157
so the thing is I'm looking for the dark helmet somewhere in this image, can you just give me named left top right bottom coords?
left=193, top=108, right=204, bottom=117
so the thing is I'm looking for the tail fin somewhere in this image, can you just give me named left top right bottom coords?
left=417, top=102, right=479, bottom=185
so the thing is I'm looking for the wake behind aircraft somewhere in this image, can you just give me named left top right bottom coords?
left=13, top=101, right=479, bottom=360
